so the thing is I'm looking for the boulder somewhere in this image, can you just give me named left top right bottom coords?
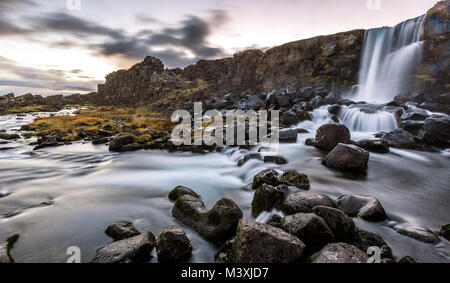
left=295, top=110, right=312, bottom=121
left=279, top=170, right=310, bottom=190
left=156, top=226, right=192, bottom=262
left=381, top=129, right=419, bottom=149
left=399, top=120, right=425, bottom=135
left=278, top=129, right=298, bottom=143
left=168, top=186, right=201, bottom=201
left=349, top=229, right=393, bottom=259
left=313, top=124, right=351, bottom=151
left=394, top=223, right=439, bottom=244
left=337, top=195, right=387, bottom=222
left=356, top=139, right=389, bottom=153
left=312, top=206, right=355, bottom=242
left=281, top=110, right=300, bottom=126
left=0, top=133, right=20, bottom=140
left=308, top=242, right=368, bottom=263
left=214, top=239, right=234, bottom=263
left=282, top=191, right=335, bottom=214
left=229, top=219, right=305, bottom=263
left=251, top=184, right=288, bottom=217
left=400, top=112, right=428, bottom=121
left=419, top=116, right=450, bottom=148
left=252, top=168, right=280, bottom=190
left=105, top=221, right=141, bottom=241
left=91, top=232, right=156, bottom=263
left=280, top=213, right=336, bottom=253
left=109, top=135, right=136, bottom=152
left=322, top=143, right=370, bottom=172
left=172, top=195, right=243, bottom=245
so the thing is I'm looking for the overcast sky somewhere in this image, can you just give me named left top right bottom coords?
left=0, top=0, right=438, bottom=95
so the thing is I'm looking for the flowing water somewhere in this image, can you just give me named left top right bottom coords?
left=0, top=107, right=449, bottom=263
left=350, top=15, right=426, bottom=103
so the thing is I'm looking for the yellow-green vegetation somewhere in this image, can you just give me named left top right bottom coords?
left=0, top=105, right=58, bottom=115
left=27, top=106, right=173, bottom=142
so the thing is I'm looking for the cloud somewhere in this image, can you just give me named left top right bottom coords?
left=0, top=0, right=37, bottom=35
left=0, top=56, right=101, bottom=92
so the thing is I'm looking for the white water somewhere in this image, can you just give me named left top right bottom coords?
left=352, top=15, right=426, bottom=103
left=339, top=104, right=398, bottom=132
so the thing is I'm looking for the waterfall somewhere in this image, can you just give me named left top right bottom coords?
left=339, top=104, right=398, bottom=132
left=352, top=15, right=426, bottom=103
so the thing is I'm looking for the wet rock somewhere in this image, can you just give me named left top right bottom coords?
left=251, top=184, right=288, bottom=217
left=381, top=129, right=419, bottom=150
left=356, top=139, right=390, bottom=153
left=312, top=206, right=355, bottom=242
left=400, top=112, right=428, bottom=121
left=295, top=110, right=312, bottom=121
left=394, top=224, right=439, bottom=244
left=92, top=137, right=109, bottom=145
left=278, top=129, right=298, bottom=143
left=279, top=170, right=310, bottom=190
left=328, top=104, right=342, bottom=115
left=281, top=110, right=300, bottom=126
left=214, top=239, right=234, bottom=263
left=308, top=242, right=368, bottom=263
left=322, top=92, right=340, bottom=105
left=337, top=195, right=387, bottom=222
left=91, top=232, right=156, bottom=263
left=399, top=120, right=425, bottom=135
left=267, top=214, right=283, bottom=228
left=172, top=195, right=243, bottom=245
left=229, top=219, right=305, bottom=263
left=0, top=133, right=20, bottom=140
left=419, top=116, right=450, bottom=148
left=97, top=129, right=113, bottom=137
left=237, top=153, right=262, bottom=166
left=349, top=229, right=393, bottom=259
left=0, top=234, right=19, bottom=263
left=398, top=256, right=417, bottom=263
left=296, top=128, right=309, bottom=133
left=109, top=135, right=136, bottom=152
left=156, top=226, right=192, bottom=262
left=280, top=213, right=336, bottom=253
left=263, top=155, right=288, bottom=165
left=105, top=221, right=141, bottom=241
left=252, top=168, right=280, bottom=190
left=282, top=191, right=335, bottom=214
left=312, top=124, right=351, bottom=151
left=322, top=143, right=370, bottom=172
left=168, top=186, right=200, bottom=201
left=438, top=224, right=450, bottom=241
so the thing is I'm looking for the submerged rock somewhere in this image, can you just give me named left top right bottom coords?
left=105, top=221, right=141, bottom=241
left=349, top=229, right=393, bottom=259
left=337, top=195, right=387, bottom=222
left=168, top=186, right=200, bottom=201
left=394, top=223, right=439, bottom=244
left=229, top=219, right=305, bottom=263
left=311, top=124, right=351, bottom=151
left=322, top=143, right=370, bottom=172
left=0, top=234, right=19, bottom=263
left=156, top=226, right=192, bottom=262
left=312, top=206, right=355, bottom=242
left=356, top=139, right=389, bottom=153
left=263, top=155, right=288, bottom=165
left=251, top=184, right=288, bottom=217
left=172, top=195, right=243, bottom=245
left=280, top=213, right=336, bottom=253
left=237, top=153, right=262, bottom=166
left=308, top=242, right=368, bottom=263
left=282, top=191, right=335, bottom=215
left=91, top=232, right=156, bottom=263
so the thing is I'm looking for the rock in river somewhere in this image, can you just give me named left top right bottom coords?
left=356, top=139, right=389, bottom=153
left=156, top=226, right=193, bottom=262
left=252, top=168, right=280, bottom=190
left=280, top=213, right=336, bottom=253
left=279, top=170, right=310, bottom=190
left=251, top=184, right=288, bottom=217
left=109, top=135, right=136, bottom=152
left=91, top=232, right=156, bottom=263
left=105, top=221, right=141, bottom=241
left=337, top=195, right=387, bottom=222
left=168, top=186, right=200, bottom=201
left=310, top=124, right=351, bottom=151
left=322, top=143, right=370, bottom=172
left=393, top=223, right=439, bottom=244
left=312, top=206, right=355, bottom=242
left=282, top=191, right=335, bottom=215
left=172, top=195, right=243, bottom=245
left=308, top=242, right=368, bottom=263
left=349, top=229, right=393, bottom=259
left=229, top=219, right=305, bottom=263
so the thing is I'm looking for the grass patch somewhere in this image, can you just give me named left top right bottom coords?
left=0, top=105, right=58, bottom=115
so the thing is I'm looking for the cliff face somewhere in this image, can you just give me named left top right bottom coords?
left=95, top=30, right=364, bottom=110
left=92, top=1, right=448, bottom=111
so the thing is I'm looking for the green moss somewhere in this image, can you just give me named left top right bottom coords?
left=6, top=234, right=19, bottom=263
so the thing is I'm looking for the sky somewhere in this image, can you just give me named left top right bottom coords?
left=0, top=0, right=439, bottom=96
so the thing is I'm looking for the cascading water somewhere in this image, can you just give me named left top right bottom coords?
left=352, top=14, right=426, bottom=103
left=340, top=15, right=426, bottom=132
